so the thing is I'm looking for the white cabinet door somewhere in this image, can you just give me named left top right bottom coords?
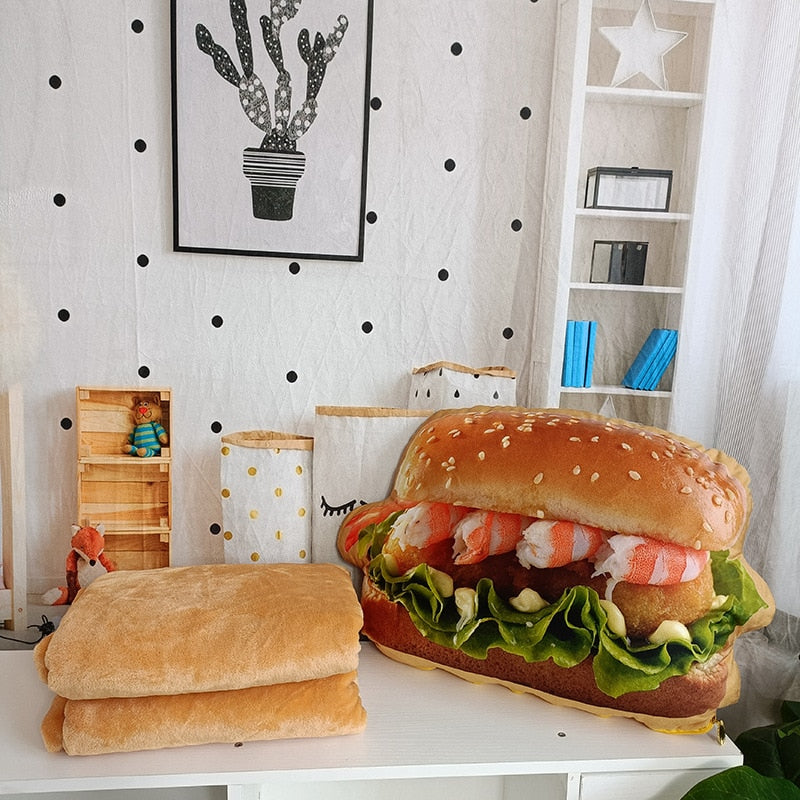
left=579, top=768, right=723, bottom=799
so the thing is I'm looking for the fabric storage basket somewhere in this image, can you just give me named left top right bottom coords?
left=311, top=406, right=432, bottom=588
left=220, top=430, right=313, bottom=564
left=408, top=361, right=517, bottom=409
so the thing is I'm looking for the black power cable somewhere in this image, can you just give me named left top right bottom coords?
left=0, top=615, right=55, bottom=646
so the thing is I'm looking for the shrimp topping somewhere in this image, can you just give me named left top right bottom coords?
left=388, top=502, right=469, bottom=550
left=382, top=502, right=472, bottom=574
left=452, top=510, right=533, bottom=565
left=592, top=534, right=710, bottom=589
left=516, top=519, right=608, bottom=569
left=341, top=499, right=414, bottom=552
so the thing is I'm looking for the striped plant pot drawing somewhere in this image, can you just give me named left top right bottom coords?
left=195, top=1, right=350, bottom=225
left=242, top=148, right=306, bottom=221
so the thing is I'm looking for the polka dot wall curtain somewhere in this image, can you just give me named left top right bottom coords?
left=0, top=1, right=552, bottom=585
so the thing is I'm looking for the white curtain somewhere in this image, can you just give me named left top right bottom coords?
left=711, top=1, right=800, bottom=737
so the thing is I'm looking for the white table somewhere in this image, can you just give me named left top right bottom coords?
left=0, top=644, right=741, bottom=799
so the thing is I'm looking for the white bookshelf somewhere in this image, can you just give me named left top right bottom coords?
left=534, top=0, right=716, bottom=428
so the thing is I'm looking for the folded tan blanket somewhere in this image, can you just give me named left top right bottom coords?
left=42, top=671, right=366, bottom=755
left=35, top=562, right=363, bottom=698
left=34, top=563, right=367, bottom=754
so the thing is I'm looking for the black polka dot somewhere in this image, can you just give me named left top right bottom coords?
left=438, top=268, right=449, bottom=281
left=131, top=19, right=144, bottom=33
left=286, top=370, right=298, bottom=383
left=57, top=308, right=70, bottom=322
left=60, top=417, right=73, bottom=431
left=361, top=321, right=373, bottom=334
left=209, top=523, right=221, bottom=535
left=289, top=261, right=300, bottom=274
left=444, top=158, right=456, bottom=172
left=520, top=106, right=532, bottom=120
left=138, top=365, right=150, bottom=378
left=366, top=211, right=377, bottom=224
left=137, top=254, right=149, bottom=267
left=502, top=327, right=514, bottom=340
left=451, top=42, right=463, bottom=56
left=49, top=75, right=62, bottom=89
left=370, top=97, right=382, bottom=111
left=211, top=315, right=223, bottom=328
left=134, top=139, right=147, bottom=153
left=53, top=193, right=66, bottom=207
left=211, top=420, right=223, bottom=434
left=511, top=219, right=522, bottom=232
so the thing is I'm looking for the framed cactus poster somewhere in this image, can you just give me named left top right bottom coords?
left=170, top=0, right=373, bottom=261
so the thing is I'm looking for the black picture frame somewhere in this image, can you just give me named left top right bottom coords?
left=171, top=0, right=373, bottom=261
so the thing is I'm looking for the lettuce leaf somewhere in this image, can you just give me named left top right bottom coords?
left=357, top=511, right=403, bottom=562
left=368, top=550, right=767, bottom=697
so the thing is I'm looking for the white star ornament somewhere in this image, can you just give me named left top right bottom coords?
left=599, top=0, right=687, bottom=91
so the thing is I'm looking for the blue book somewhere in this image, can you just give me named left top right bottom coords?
left=584, top=321, right=598, bottom=387
left=636, top=329, right=673, bottom=390
left=562, top=320, right=576, bottom=387
left=622, top=329, right=670, bottom=389
left=573, top=321, right=590, bottom=387
left=644, top=329, right=678, bottom=390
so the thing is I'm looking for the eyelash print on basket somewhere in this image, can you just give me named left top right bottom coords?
left=320, top=496, right=367, bottom=517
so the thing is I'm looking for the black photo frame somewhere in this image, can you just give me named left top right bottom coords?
left=171, top=0, right=373, bottom=261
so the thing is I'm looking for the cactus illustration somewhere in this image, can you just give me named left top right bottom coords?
left=195, top=0, right=349, bottom=154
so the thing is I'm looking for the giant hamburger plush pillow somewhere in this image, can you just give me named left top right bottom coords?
left=337, top=407, right=774, bottom=733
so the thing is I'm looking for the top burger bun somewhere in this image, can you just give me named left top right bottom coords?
left=392, top=407, right=748, bottom=554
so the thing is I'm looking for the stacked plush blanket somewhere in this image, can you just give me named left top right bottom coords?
left=33, top=563, right=367, bottom=755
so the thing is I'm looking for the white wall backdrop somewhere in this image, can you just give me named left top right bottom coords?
left=1, top=0, right=555, bottom=589
left=2, top=0, right=799, bottom=744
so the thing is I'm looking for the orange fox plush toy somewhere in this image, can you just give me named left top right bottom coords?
left=42, top=524, right=117, bottom=605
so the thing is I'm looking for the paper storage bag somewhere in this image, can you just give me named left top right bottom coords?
left=408, top=361, right=517, bottom=409
left=311, top=406, right=431, bottom=587
left=220, top=431, right=313, bottom=564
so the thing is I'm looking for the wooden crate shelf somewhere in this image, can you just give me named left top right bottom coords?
left=76, top=387, right=172, bottom=570
left=77, top=386, right=172, bottom=459
left=101, top=532, right=171, bottom=572
left=77, top=460, right=171, bottom=532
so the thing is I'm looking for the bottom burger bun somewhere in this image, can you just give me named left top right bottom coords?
left=371, top=643, right=737, bottom=734
left=360, top=563, right=770, bottom=733
left=338, top=407, right=775, bottom=731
